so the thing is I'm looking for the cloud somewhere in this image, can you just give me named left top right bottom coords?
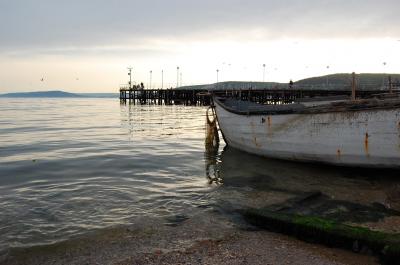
left=1, top=0, right=399, bottom=54
left=1, top=0, right=399, bottom=93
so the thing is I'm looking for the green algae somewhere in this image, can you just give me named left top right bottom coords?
left=242, top=208, right=400, bottom=264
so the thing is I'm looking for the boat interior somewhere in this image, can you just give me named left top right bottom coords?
left=214, top=90, right=400, bottom=115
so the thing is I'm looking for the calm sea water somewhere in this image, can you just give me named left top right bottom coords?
left=0, top=98, right=220, bottom=251
left=0, top=98, right=399, bottom=254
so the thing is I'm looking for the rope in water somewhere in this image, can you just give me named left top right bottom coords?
left=205, top=106, right=219, bottom=148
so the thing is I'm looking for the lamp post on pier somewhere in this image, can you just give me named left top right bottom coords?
left=161, top=70, right=164, bottom=89
left=127, top=67, right=133, bottom=89
left=216, top=69, right=219, bottom=89
left=263, top=64, right=266, bottom=82
left=149, top=70, right=152, bottom=90
left=383, top=62, right=387, bottom=88
left=326, top=65, right=330, bottom=87
left=176, top=66, right=180, bottom=88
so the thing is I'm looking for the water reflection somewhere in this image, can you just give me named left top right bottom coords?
left=206, top=146, right=400, bottom=212
left=204, top=143, right=221, bottom=185
left=120, top=102, right=207, bottom=141
left=204, top=107, right=222, bottom=185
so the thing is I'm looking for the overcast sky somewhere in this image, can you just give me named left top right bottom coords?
left=0, top=0, right=399, bottom=92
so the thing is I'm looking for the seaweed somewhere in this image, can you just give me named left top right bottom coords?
left=266, top=191, right=400, bottom=223
left=241, top=208, right=400, bottom=264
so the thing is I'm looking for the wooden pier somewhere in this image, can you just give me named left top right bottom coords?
left=119, top=88, right=211, bottom=105
left=119, top=87, right=393, bottom=106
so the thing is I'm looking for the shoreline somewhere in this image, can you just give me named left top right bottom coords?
left=1, top=212, right=378, bottom=265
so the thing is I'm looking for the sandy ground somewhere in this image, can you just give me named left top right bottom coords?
left=0, top=213, right=379, bottom=265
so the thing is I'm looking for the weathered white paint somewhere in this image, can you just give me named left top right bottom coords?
left=215, top=101, right=400, bottom=168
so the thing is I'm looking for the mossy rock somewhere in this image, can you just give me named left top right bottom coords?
left=241, top=208, right=400, bottom=264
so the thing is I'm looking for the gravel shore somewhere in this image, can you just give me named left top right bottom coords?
left=1, top=213, right=378, bottom=265
left=115, top=231, right=378, bottom=265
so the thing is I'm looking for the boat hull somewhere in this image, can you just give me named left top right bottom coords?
left=214, top=101, right=400, bottom=168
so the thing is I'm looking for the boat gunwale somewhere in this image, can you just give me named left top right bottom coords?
left=213, top=96, right=400, bottom=116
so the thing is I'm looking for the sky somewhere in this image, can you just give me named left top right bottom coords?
left=0, top=0, right=399, bottom=93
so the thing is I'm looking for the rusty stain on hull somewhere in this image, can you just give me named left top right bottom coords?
left=365, top=132, right=370, bottom=157
left=250, top=120, right=262, bottom=148
left=264, top=116, right=273, bottom=140
left=253, top=136, right=261, bottom=148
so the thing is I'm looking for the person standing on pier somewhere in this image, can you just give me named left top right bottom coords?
left=289, top=80, right=294, bottom=89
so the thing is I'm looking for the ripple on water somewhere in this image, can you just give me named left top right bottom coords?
left=1, top=98, right=400, bottom=254
left=0, top=99, right=217, bottom=251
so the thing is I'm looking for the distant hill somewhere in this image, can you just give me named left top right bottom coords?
left=0, top=90, right=81, bottom=98
left=179, top=81, right=286, bottom=90
left=177, top=73, right=400, bottom=91
left=295, top=73, right=400, bottom=90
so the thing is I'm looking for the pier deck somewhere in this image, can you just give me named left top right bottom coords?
left=119, top=89, right=211, bottom=105
left=119, top=88, right=394, bottom=106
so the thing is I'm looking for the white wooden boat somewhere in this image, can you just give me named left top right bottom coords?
left=213, top=95, right=400, bottom=168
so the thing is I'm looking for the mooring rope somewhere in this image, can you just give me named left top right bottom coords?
left=205, top=106, right=219, bottom=149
